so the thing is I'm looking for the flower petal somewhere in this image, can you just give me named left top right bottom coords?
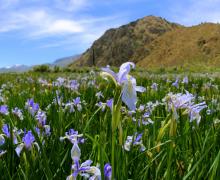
left=15, top=143, right=24, bottom=157
left=122, top=78, right=137, bottom=110
left=81, top=160, right=93, bottom=167
left=118, top=62, right=135, bottom=84
left=71, top=142, right=81, bottom=161
left=0, top=135, right=5, bottom=145
left=135, top=86, right=146, bottom=92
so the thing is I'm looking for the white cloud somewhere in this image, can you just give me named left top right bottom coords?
left=0, top=9, right=85, bottom=37
left=0, top=0, right=128, bottom=52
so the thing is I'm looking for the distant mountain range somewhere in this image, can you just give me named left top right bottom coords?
left=0, top=54, right=80, bottom=73
left=52, top=54, right=81, bottom=67
left=69, top=15, right=220, bottom=70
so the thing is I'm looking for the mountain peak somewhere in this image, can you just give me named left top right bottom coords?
left=70, top=15, right=181, bottom=67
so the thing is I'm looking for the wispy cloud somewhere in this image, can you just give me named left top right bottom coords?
left=169, top=0, right=220, bottom=25
left=54, top=0, right=90, bottom=12
left=0, top=0, right=127, bottom=50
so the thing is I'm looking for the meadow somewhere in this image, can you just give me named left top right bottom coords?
left=0, top=62, right=220, bottom=180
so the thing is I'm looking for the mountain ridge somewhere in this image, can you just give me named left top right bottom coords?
left=71, top=15, right=182, bottom=67
left=69, top=15, right=220, bottom=69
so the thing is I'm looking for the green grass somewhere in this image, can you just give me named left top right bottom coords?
left=0, top=71, right=220, bottom=179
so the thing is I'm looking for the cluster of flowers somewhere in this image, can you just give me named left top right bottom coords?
left=123, top=133, right=146, bottom=152
left=0, top=98, right=51, bottom=157
left=130, top=101, right=162, bottom=126
left=163, top=91, right=207, bottom=124
left=52, top=77, right=80, bottom=91
left=0, top=123, right=39, bottom=157
left=60, top=129, right=112, bottom=180
left=25, top=99, right=51, bottom=135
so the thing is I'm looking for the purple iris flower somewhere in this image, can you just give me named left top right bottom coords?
left=106, top=99, right=113, bottom=111
left=36, top=110, right=47, bottom=127
left=60, top=129, right=85, bottom=145
left=71, top=159, right=92, bottom=178
left=27, top=99, right=34, bottom=107
left=134, top=133, right=143, bottom=144
left=73, top=97, right=81, bottom=105
left=182, top=76, right=189, bottom=84
left=2, top=124, right=10, bottom=137
left=55, top=77, right=65, bottom=87
left=1, top=124, right=19, bottom=144
left=44, top=125, right=51, bottom=136
left=26, top=99, right=39, bottom=115
left=0, top=105, right=9, bottom=115
left=172, top=78, right=179, bottom=88
left=16, top=130, right=39, bottom=156
left=22, top=131, right=35, bottom=150
left=68, top=80, right=79, bottom=90
left=124, top=133, right=146, bottom=152
left=96, top=102, right=106, bottom=111
left=151, top=82, right=158, bottom=91
left=101, top=62, right=146, bottom=110
left=104, top=163, right=112, bottom=179
left=35, top=127, right=41, bottom=136
left=188, top=102, right=207, bottom=124
left=164, top=91, right=207, bottom=124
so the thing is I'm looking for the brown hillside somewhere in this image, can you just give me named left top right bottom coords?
left=71, top=16, right=181, bottom=67
left=137, top=23, right=220, bottom=69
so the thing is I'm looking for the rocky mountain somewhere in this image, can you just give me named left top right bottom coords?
left=70, top=16, right=182, bottom=67
left=70, top=15, right=220, bottom=70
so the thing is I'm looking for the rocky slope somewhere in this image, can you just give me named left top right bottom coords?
left=71, top=16, right=181, bottom=67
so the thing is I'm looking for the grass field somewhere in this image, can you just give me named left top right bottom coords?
left=0, top=63, right=220, bottom=180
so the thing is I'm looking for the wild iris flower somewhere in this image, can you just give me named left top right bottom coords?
left=104, top=163, right=112, bottom=180
left=123, top=133, right=146, bottom=152
left=101, top=62, right=146, bottom=110
left=96, top=98, right=114, bottom=112
left=25, top=99, right=39, bottom=116
left=187, top=102, right=207, bottom=124
left=61, top=131, right=82, bottom=172
left=36, top=110, right=47, bottom=127
left=67, top=159, right=101, bottom=180
left=172, top=78, right=179, bottom=88
left=12, top=107, right=24, bottom=120
left=0, top=105, right=9, bottom=115
left=164, top=91, right=207, bottom=124
left=151, top=82, right=158, bottom=91
left=1, top=124, right=19, bottom=145
left=68, top=80, right=79, bottom=91
left=15, top=130, right=39, bottom=156
left=2, top=124, right=10, bottom=137
left=60, top=129, right=85, bottom=145
left=182, top=76, right=189, bottom=84
left=63, top=130, right=101, bottom=180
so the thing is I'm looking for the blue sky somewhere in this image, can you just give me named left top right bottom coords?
left=0, top=0, right=220, bottom=67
